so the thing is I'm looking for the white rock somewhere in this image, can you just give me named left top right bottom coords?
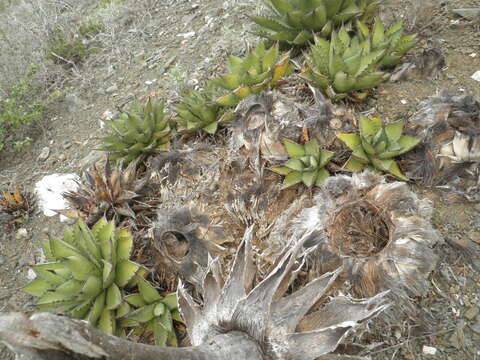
left=400, top=99, right=408, bottom=104
left=16, top=228, right=28, bottom=240
left=422, top=345, right=437, bottom=355
left=177, top=31, right=195, bottom=39
left=38, top=147, right=50, bottom=161
left=27, top=268, right=37, bottom=280
left=471, top=70, right=480, bottom=81
left=34, top=173, right=80, bottom=221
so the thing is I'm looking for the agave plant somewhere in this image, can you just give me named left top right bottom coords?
left=120, top=277, right=181, bottom=346
left=300, top=27, right=390, bottom=101
left=251, top=0, right=381, bottom=47
left=100, top=99, right=172, bottom=163
left=6, top=226, right=388, bottom=360
left=175, top=88, right=235, bottom=134
left=57, top=159, right=157, bottom=226
left=271, top=139, right=333, bottom=187
left=337, top=115, right=420, bottom=180
left=213, top=42, right=293, bottom=107
left=295, top=172, right=442, bottom=306
left=22, top=218, right=144, bottom=335
left=0, top=189, right=35, bottom=215
left=356, top=18, right=417, bottom=67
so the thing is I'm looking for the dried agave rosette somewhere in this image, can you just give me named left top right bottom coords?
left=406, top=89, right=480, bottom=200
left=57, top=159, right=158, bottom=226
left=0, top=189, right=35, bottom=215
left=296, top=171, right=442, bottom=300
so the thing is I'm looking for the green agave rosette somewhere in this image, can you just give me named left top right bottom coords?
left=271, top=138, right=333, bottom=188
left=336, top=115, right=421, bottom=180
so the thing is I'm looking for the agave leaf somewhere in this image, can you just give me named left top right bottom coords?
left=138, top=278, right=162, bottom=304
left=336, top=132, right=361, bottom=150
left=304, top=139, right=320, bottom=157
left=202, top=121, right=218, bottom=135
left=162, top=294, right=178, bottom=311
left=22, top=278, right=53, bottom=297
left=315, top=168, right=330, bottom=186
left=154, top=302, right=166, bottom=317
left=167, top=330, right=179, bottom=347
left=372, top=18, right=385, bottom=48
left=227, top=55, right=244, bottom=73
left=102, top=260, right=114, bottom=289
left=319, top=149, right=334, bottom=167
left=344, top=156, right=366, bottom=172
left=292, top=30, right=312, bottom=45
left=66, top=255, right=99, bottom=281
left=305, top=4, right=327, bottom=31
left=152, top=319, right=168, bottom=347
left=386, top=160, right=409, bottom=181
left=283, top=171, right=303, bottom=188
left=115, top=260, right=140, bottom=287
left=98, top=309, right=115, bottom=334
left=385, top=120, right=404, bottom=142
left=358, top=115, right=381, bottom=138
left=286, top=10, right=304, bottom=29
left=333, top=71, right=357, bottom=93
left=124, top=293, right=147, bottom=307
left=215, top=74, right=242, bottom=91
left=33, top=267, right=66, bottom=286
left=158, top=309, right=173, bottom=332
left=105, top=283, right=122, bottom=310
left=115, top=301, right=131, bottom=318
left=124, top=303, right=156, bottom=323
left=216, top=93, right=239, bottom=107
left=56, top=279, right=83, bottom=296
left=81, top=276, right=103, bottom=299
left=251, top=16, right=290, bottom=32
left=283, top=139, right=306, bottom=157
left=285, top=158, right=306, bottom=171
left=271, top=166, right=293, bottom=176
left=271, top=52, right=292, bottom=84
left=302, top=171, right=318, bottom=187
left=397, top=135, right=421, bottom=154
left=269, top=0, right=294, bottom=15
left=69, top=300, right=92, bottom=319
left=116, top=229, right=133, bottom=261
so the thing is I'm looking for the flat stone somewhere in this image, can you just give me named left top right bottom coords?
left=15, top=228, right=28, bottom=240
left=465, top=307, right=480, bottom=321
left=18, top=254, right=33, bottom=267
left=38, top=146, right=50, bottom=161
left=106, top=84, right=118, bottom=93
left=453, top=8, right=480, bottom=21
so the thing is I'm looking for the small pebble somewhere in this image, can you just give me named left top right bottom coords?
left=38, top=147, right=50, bottom=161
left=464, top=307, right=480, bottom=321
left=423, top=345, right=437, bottom=355
left=15, top=228, right=28, bottom=240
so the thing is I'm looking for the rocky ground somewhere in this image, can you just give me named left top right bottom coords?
left=1, top=0, right=480, bottom=359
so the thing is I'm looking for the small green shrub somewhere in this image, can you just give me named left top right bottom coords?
left=0, top=66, right=45, bottom=151
left=78, top=19, right=104, bottom=38
left=47, top=27, right=98, bottom=65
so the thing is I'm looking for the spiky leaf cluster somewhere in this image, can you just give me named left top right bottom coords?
left=356, top=18, right=417, bottom=67
left=58, top=159, right=156, bottom=226
left=252, top=0, right=381, bottom=47
left=23, top=219, right=143, bottom=336
left=175, top=88, right=235, bottom=134
left=121, top=277, right=181, bottom=346
left=0, top=189, right=35, bottom=215
left=272, top=139, right=333, bottom=187
left=337, top=115, right=421, bottom=180
left=213, top=42, right=293, bottom=107
left=100, top=100, right=172, bottom=163
left=300, top=27, right=391, bottom=101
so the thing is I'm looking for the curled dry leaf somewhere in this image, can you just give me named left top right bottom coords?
left=407, top=89, right=480, bottom=200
